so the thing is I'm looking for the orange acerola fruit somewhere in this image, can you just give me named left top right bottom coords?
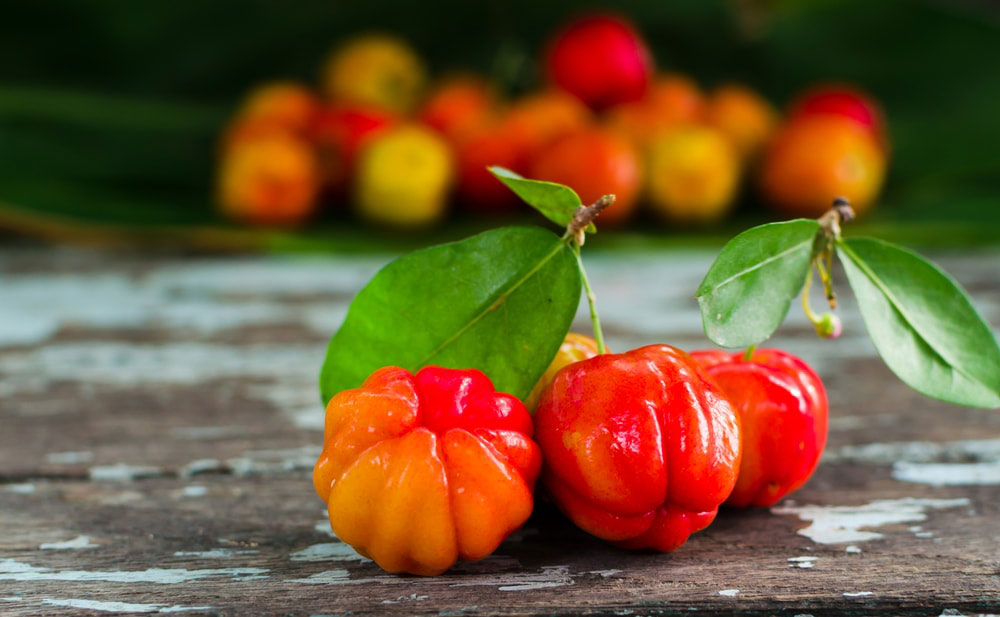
left=313, top=366, right=541, bottom=576
left=221, top=82, right=321, bottom=152
left=453, top=123, right=526, bottom=213
left=759, top=115, right=886, bottom=218
left=607, top=74, right=705, bottom=148
left=419, top=75, right=498, bottom=144
left=705, top=84, right=779, bottom=159
left=503, top=90, right=593, bottom=160
left=524, top=333, right=603, bottom=411
left=217, top=132, right=319, bottom=226
left=529, top=127, right=642, bottom=226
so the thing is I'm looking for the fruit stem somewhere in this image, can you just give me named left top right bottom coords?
left=743, top=345, right=757, bottom=361
left=564, top=195, right=615, bottom=355
left=573, top=242, right=608, bottom=354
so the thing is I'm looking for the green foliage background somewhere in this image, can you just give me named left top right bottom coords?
left=1, top=0, right=998, bottom=250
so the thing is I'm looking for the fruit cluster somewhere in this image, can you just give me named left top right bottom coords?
left=216, top=14, right=889, bottom=228
left=314, top=336, right=827, bottom=575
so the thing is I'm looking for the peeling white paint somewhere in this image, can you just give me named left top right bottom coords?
left=843, top=592, right=874, bottom=597
left=772, top=497, right=970, bottom=544
left=182, top=485, right=208, bottom=497
left=892, top=461, right=1000, bottom=486
left=173, top=549, right=259, bottom=559
left=788, top=556, right=817, bottom=568
left=289, top=569, right=403, bottom=586
left=845, top=545, right=861, bottom=554
left=89, top=463, right=162, bottom=482
left=180, top=459, right=222, bottom=477
left=1, top=596, right=22, bottom=601
left=452, top=566, right=573, bottom=592
left=0, top=558, right=267, bottom=583
left=290, top=543, right=369, bottom=562
left=718, top=589, right=739, bottom=597
left=826, top=438, right=1000, bottom=465
left=4, top=483, right=35, bottom=494
left=313, top=519, right=335, bottom=537
left=46, top=450, right=93, bottom=464
left=588, top=569, right=622, bottom=577
left=226, top=445, right=320, bottom=477
left=40, top=535, right=98, bottom=550
left=381, top=593, right=428, bottom=604
left=40, top=598, right=214, bottom=613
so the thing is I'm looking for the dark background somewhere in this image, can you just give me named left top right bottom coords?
left=1, top=0, right=998, bottom=250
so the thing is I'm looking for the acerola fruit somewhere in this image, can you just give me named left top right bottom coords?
left=221, top=82, right=321, bottom=152
left=419, top=75, right=498, bottom=144
left=322, top=34, right=427, bottom=114
left=524, top=333, right=603, bottom=412
left=546, top=14, right=653, bottom=110
left=645, top=124, right=742, bottom=224
left=535, top=345, right=742, bottom=551
left=608, top=74, right=705, bottom=148
left=788, top=83, right=888, bottom=150
left=314, top=366, right=541, bottom=576
left=310, top=104, right=397, bottom=192
left=529, top=127, right=642, bottom=226
left=705, top=84, right=779, bottom=160
left=759, top=115, right=886, bottom=218
left=691, top=349, right=828, bottom=507
left=354, top=124, right=454, bottom=227
left=216, top=132, right=319, bottom=227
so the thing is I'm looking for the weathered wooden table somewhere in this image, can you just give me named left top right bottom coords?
left=1, top=247, right=998, bottom=616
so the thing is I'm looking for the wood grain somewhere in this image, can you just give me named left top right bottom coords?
left=1, top=247, right=998, bottom=616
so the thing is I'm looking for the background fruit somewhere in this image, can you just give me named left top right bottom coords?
left=706, top=84, right=778, bottom=159
left=529, top=127, right=641, bottom=225
left=788, top=84, right=888, bottom=149
left=454, top=123, right=525, bottom=213
left=419, top=75, right=497, bottom=143
left=354, top=124, right=453, bottom=226
left=545, top=14, right=652, bottom=110
left=646, top=125, right=741, bottom=223
left=217, top=132, right=319, bottom=226
left=608, top=74, right=704, bottom=147
left=322, top=34, right=427, bottom=113
left=310, top=104, right=397, bottom=192
left=503, top=90, right=593, bottom=159
left=759, top=115, right=886, bottom=218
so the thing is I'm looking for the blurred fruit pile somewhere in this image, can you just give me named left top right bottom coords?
left=216, top=14, right=889, bottom=229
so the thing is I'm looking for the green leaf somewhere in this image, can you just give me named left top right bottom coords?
left=319, top=226, right=581, bottom=403
left=696, top=220, right=821, bottom=348
left=488, top=166, right=595, bottom=233
left=837, top=237, right=1000, bottom=408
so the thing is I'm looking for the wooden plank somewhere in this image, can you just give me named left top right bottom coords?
left=1, top=247, right=999, bottom=615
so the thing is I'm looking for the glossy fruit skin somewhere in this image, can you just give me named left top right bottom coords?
left=322, top=34, right=427, bottom=113
left=354, top=124, right=454, bottom=227
left=788, top=84, right=887, bottom=150
left=690, top=349, right=828, bottom=508
left=546, top=14, right=653, bottom=110
left=535, top=345, right=741, bottom=551
left=529, top=128, right=641, bottom=226
left=706, top=84, right=778, bottom=159
left=759, top=115, right=886, bottom=218
left=524, top=333, right=602, bottom=412
left=217, top=132, right=318, bottom=226
left=646, top=124, right=742, bottom=224
left=314, top=366, right=541, bottom=576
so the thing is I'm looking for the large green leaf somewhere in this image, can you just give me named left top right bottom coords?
left=489, top=166, right=594, bottom=233
left=837, top=237, right=1000, bottom=408
left=319, top=226, right=581, bottom=403
left=696, top=220, right=820, bottom=348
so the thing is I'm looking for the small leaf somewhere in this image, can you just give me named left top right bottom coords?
left=319, top=226, right=581, bottom=403
left=837, top=237, right=1000, bottom=408
left=696, top=220, right=821, bottom=348
left=488, top=166, right=595, bottom=232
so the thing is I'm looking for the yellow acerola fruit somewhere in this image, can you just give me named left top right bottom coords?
left=525, top=333, right=603, bottom=411
left=645, top=124, right=742, bottom=224
left=217, top=132, right=319, bottom=226
left=353, top=124, right=454, bottom=227
left=322, top=34, right=427, bottom=114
